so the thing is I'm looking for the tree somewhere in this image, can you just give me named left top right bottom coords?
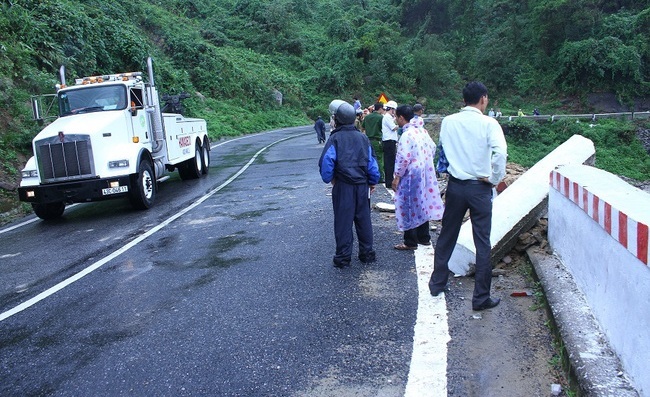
left=556, top=36, right=642, bottom=94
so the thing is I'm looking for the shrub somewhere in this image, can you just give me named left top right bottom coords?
left=501, top=118, right=541, bottom=143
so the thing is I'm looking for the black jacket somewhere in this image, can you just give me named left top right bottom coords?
left=318, top=125, right=380, bottom=185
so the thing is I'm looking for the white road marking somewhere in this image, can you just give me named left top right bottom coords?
left=0, top=134, right=303, bottom=322
left=404, top=244, right=450, bottom=397
left=210, top=126, right=306, bottom=149
left=0, top=204, right=80, bottom=235
left=0, top=217, right=39, bottom=234
left=375, top=174, right=450, bottom=394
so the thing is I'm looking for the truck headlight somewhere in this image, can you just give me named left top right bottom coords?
left=21, top=170, right=38, bottom=178
left=108, top=160, right=129, bottom=168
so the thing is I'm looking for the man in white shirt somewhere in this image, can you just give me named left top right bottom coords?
left=381, top=100, right=398, bottom=189
left=428, top=81, right=507, bottom=312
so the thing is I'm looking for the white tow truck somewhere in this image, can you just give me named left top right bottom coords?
left=18, top=57, right=210, bottom=220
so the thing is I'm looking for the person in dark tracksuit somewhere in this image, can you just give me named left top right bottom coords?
left=314, top=116, right=326, bottom=143
left=319, top=100, right=380, bottom=268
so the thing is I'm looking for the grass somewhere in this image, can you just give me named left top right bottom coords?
left=426, top=116, right=650, bottom=182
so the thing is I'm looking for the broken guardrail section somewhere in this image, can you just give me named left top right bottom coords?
left=447, top=134, right=596, bottom=276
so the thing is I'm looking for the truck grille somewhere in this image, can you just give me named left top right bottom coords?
left=36, top=134, right=95, bottom=182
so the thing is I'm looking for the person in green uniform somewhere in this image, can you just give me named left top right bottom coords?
left=361, top=102, right=385, bottom=182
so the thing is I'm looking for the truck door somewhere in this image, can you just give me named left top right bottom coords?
left=129, top=88, right=150, bottom=144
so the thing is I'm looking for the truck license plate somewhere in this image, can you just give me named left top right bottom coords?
left=102, top=186, right=128, bottom=195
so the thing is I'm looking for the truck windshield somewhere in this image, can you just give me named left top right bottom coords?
left=58, top=85, right=127, bottom=116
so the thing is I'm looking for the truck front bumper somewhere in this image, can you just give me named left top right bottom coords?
left=18, top=176, right=132, bottom=204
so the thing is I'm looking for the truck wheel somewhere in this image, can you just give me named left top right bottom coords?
left=129, top=160, right=155, bottom=209
left=32, top=202, right=65, bottom=220
left=201, top=140, right=210, bottom=175
left=178, top=143, right=203, bottom=180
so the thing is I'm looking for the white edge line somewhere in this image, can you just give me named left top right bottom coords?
left=0, top=204, right=80, bottom=235
left=0, top=133, right=304, bottom=322
left=404, top=245, right=450, bottom=397
left=0, top=217, right=39, bottom=234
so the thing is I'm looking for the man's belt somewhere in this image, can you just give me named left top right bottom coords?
left=449, top=175, right=491, bottom=186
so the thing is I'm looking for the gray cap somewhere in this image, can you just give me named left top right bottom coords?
left=328, top=99, right=346, bottom=116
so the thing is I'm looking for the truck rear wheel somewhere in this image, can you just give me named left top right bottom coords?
left=129, top=160, right=155, bottom=209
left=32, top=202, right=65, bottom=220
left=178, top=142, right=203, bottom=180
left=201, top=140, right=210, bottom=175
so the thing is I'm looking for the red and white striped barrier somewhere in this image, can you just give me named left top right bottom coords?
left=550, top=170, right=649, bottom=266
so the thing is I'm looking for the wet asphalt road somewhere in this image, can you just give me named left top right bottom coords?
left=0, top=127, right=421, bottom=396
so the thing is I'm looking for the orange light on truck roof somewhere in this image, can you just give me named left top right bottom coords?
left=73, top=72, right=143, bottom=86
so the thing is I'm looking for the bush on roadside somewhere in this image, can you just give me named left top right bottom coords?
left=501, top=118, right=541, bottom=144
left=505, top=118, right=650, bottom=181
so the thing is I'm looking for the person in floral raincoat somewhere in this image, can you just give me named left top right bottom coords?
left=391, top=105, right=444, bottom=250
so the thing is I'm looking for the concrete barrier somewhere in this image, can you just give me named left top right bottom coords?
left=447, top=134, right=595, bottom=276
left=507, top=115, right=551, bottom=122
left=548, top=165, right=650, bottom=395
left=593, top=112, right=633, bottom=121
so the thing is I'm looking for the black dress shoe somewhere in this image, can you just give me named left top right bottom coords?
left=333, top=259, right=351, bottom=268
left=473, top=297, right=500, bottom=311
left=429, top=286, right=449, bottom=296
left=359, top=251, right=376, bottom=264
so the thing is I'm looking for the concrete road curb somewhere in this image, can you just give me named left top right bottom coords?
left=526, top=247, right=639, bottom=396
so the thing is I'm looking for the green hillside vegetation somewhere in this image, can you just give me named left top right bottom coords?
left=1, top=0, right=650, bottom=217
left=502, top=118, right=650, bottom=181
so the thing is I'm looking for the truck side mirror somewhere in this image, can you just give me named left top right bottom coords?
left=32, top=97, right=43, bottom=122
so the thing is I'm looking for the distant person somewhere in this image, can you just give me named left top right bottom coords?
left=314, top=116, right=326, bottom=144
left=412, top=103, right=425, bottom=128
left=517, top=109, right=525, bottom=117
left=353, top=97, right=362, bottom=112
left=488, top=108, right=495, bottom=117
left=354, top=108, right=364, bottom=131
left=533, top=108, right=540, bottom=116
left=362, top=103, right=385, bottom=182
left=319, top=100, right=380, bottom=268
left=495, top=108, right=502, bottom=118
left=382, top=100, right=398, bottom=189
left=428, top=81, right=507, bottom=311
left=392, top=105, right=444, bottom=250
